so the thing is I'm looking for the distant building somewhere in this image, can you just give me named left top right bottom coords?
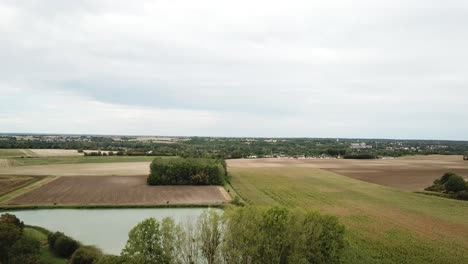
left=350, top=142, right=373, bottom=149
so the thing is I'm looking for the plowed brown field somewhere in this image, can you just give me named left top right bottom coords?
left=7, top=176, right=230, bottom=205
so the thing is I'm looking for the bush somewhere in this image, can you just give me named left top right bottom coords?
left=53, top=234, right=80, bottom=258
left=424, top=183, right=444, bottom=192
left=48, top=231, right=65, bottom=250
left=440, top=172, right=457, bottom=184
left=456, top=190, right=468, bottom=200
left=148, top=157, right=225, bottom=185
left=70, top=246, right=103, bottom=264
left=444, top=175, right=467, bottom=192
left=8, top=236, right=40, bottom=261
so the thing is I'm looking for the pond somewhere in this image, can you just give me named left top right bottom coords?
left=3, top=208, right=211, bottom=255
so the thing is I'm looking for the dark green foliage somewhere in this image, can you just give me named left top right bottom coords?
left=70, top=246, right=103, bottom=264
left=48, top=231, right=65, bottom=250
left=0, top=213, right=24, bottom=229
left=148, top=157, right=225, bottom=185
left=343, top=154, right=377, bottom=159
left=440, top=172, right=457, bottom=184
left=0, top=223, right=22, bottom=263
left=49, top=232, right=80, bottom=258
left=456, top=191, right=468, bottom=201
left=444, top=174, right=467, bottom=192
left=8, top=236, right=40, bottom=262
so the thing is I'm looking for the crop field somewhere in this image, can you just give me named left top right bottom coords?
left=229, top=155, right=468, bottom=191
left=0, top=175, right=44, bottom=196
left=227, top=159, right=468, bottom=264
left=0, top=149, right=36, bottom=158
left=28, top=149, right=83, bottom=157
left=6, top=176, right=230, bottom=205
left=0, top=161, right=151, bottom=177
left=9, top=155, right=157, bottom=167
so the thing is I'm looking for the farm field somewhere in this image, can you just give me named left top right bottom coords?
left=0, top=161, right=151, bottom=177
left=10, top=155, right=156, bottom=166
left=0, top=175, right=44, bottom=196
left=0, top=149, right=36, bottom=157
left=227, top=159, right=468, bottom=264
left=229, top=155, right=468, bottom=191
left=6, top=176, right=230, bottom=205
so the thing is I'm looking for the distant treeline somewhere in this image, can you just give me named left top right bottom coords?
left=2, top=136, right=468, bottom=159
left=343, top=154, right=378, bottom=159
left=147, top=157, right=227, bottom=185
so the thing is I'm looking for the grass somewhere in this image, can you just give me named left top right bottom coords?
left=0, top=149, right=32, bottom=158
left=23, top=226, right=67, bottom=264
left=229, top=166, right=468, bottom=264
left=11, top=155, right=161, bottom=166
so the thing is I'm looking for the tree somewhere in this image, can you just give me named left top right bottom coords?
left=54, top=235, right=80, bottom=258
left=122, top=217, right=178, bottom=264
left=8, top=236, right=40, bottom=263
left=0, top=223, right=22, bottom=263
left=198, top=210, right=223, bottom=264
left=440, top=172, right=457, bottom=184
left=0, top=213, right=24, bottom=229
left=445, top=174, right=467, bottom=192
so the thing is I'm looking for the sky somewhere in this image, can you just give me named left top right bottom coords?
left=1, top=0, right=467, bottom=140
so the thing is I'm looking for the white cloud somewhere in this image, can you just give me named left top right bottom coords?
left=0, top=0, right=467, bottom=139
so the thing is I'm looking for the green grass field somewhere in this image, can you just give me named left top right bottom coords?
left=24, top=227, right=67, bottom=264
left=229, top=166, right=468, bottom=264
left=11, top=155, right=159, bottom=166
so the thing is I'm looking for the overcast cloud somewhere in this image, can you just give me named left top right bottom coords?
left=0, top=0, right=467, bottom=139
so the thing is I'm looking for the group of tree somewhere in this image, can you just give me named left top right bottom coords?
left=342, top=154, right=378, bottom=159
left=148, top=157, right=227, bottom=185
left=0, top=213, right=40, bottom=264
left=99, top=206, right=346, bottom=264
left=425, top=172, right=468, bottom=201
left=3, top=135, right=468, bottom=159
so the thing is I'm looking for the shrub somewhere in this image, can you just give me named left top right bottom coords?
left=53, top=235, right=80, bottom=258
left=148, top=157, right=225, bottom=185
left=424, top=183, right=444, bottom=192
left=48, top=231, right=65, bottom=250
left=10, top=236, right=40, bottom=255
left=440, top=172, right=457, bottom=184
left=444, top=175, right=467, bottom=192
left=70, top=246, right=103, bottom=264
left=456, top=191, right=468, bottom=201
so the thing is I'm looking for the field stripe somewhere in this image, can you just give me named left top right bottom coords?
left=0, top=176, right=59, bottom=204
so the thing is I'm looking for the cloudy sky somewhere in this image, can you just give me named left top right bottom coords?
left=1, top=0, right=467, bottom=139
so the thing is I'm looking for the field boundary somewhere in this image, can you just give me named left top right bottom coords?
left=0, top=202, right=228, bottom=211
left=0, top=176, right=59, bottom=203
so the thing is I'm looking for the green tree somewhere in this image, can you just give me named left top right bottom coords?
left=0, top=223, right=22, bottom=263
left=8, top=236, right=41, bottom=263
left=122, top=217, right=178, bottom=264
left=445, top=174, right=467, bottom=192
left=0, top=213, right=24, bottom=229
left=198, top=210, right=223, bottom=264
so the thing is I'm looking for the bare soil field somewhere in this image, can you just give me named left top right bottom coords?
left=0, top=175, right=45, bottom=196
left=228, top=155, right=468, bottom=191
left=28, top=149, right=83, bottom=157
left=0, top=162, right=151, bottom=177
left=6, top=176, right=230, bottom=205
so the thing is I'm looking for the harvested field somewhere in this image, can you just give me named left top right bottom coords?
left=28, top=149, right=83, bottom=157
left=7, top=176, right=230, bottom=205
left=0, top=162, right=151, bottom=177
left=0, top=149, right=35, bottom=158
left=228, top=155, right=468, bottom=191
left=0, top=175, right=44, bottom=196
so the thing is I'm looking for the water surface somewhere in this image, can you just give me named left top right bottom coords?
left=4, top=208, right=209, bottom=254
